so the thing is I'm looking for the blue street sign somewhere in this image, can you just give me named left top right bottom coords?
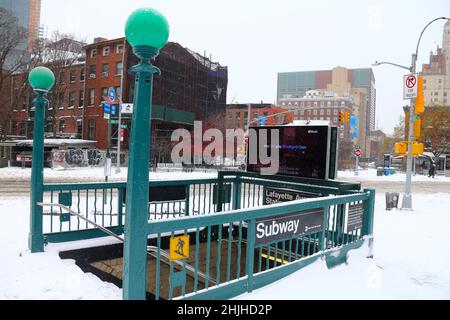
left=111, top=105, right=118, bottom=116
left=104, top=103, right=111, bottom=114
left=258, top=116, right=267, bottom=126
left=108, top=87, right=116, bottom=103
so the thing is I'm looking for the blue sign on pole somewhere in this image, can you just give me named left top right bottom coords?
left=104, top=103, right=111, bottom=114
left=108, top=87, right=116, bottom=103
left=258, top=116, right=267, bottom=126
left=111, top=105, right=118, bottom=116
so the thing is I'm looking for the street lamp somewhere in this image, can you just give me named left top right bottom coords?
left=122, top=7, right=170, bottom=300
left=28, top=66, right=55, bottom=253
left=373, top=17, right=449, bottom=211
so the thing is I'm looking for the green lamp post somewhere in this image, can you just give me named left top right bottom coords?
left=28, top=66, right=55, bottom=253
left=123, top=7, right=169, bottom=300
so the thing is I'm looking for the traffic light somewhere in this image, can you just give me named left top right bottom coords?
left=345, top=112, right=350, bottom=124
left=413, top=118, right=421, bottom=138
left=394, top=142, right=408, bottom=155
left=415, top=75, right=425, bottom=115
left=339, top=112, right=344, bottom=123
left=412, top=143, right=424, bottom=156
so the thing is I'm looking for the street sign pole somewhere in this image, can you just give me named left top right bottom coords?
left=402, top=56, right=418, bottom=211
left=116, top=103, right=122, bottom=174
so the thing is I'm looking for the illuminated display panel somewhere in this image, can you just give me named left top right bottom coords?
left=247, top=126, right=330, bottom=180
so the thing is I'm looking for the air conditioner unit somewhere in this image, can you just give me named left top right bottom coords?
left=101, top=72, right=109, bottom=77
left=89, top=74, right=96, bottom=79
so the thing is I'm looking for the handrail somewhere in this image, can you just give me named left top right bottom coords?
left=37, top=202, right=216, bottom=286
left=42, top=177, right=237, bottom=192
left=148, top=191, right=371, bottom=235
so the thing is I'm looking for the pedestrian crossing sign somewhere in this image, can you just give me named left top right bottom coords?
left=170, top=235, right=190, bottom=261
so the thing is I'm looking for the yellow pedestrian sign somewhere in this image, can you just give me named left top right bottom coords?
left=170, top=235, right=190, bottom=261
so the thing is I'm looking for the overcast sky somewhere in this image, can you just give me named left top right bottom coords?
left=41, top=0, right=450, bottom=135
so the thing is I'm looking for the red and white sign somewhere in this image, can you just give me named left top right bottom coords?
left=404, top=74, right=418, bottom=100
left=355, top=149, right=362, bottom=158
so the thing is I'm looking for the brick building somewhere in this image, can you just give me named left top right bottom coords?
left=5, top=37, right=228, bottom=157
left=226, top=104, right=294, bottom=130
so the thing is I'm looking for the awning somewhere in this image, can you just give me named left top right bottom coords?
left=152, top=105, right=195, bottom=126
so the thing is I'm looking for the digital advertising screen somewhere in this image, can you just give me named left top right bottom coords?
left=247, top=125, right=331, bottom=180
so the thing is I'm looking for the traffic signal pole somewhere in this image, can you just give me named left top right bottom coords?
left=401, top=53, right=417, bottom=211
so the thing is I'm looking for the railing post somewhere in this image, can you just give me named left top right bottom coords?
left=29, top=91, right=47, bottom=253
left=362, top=189, right=376, bottom=236
left=123, top=46, right=161, bottom=300
left=319, top=206, right=329, bottom=252
left=245, top=219, right=256, bottom=293
left=232, top=175, right=242, bottom=211
left=363, top=189, right=376, bottom=258
left=117, top=188, right=124, bottom=235
left=185, top=184, right=191, bottom=216
left=217, top=171, right=225, bottom=213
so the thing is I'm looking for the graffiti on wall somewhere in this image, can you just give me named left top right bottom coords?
left=51, top=149, right=128, bottom=169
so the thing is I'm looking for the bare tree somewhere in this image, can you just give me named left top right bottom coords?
left=29, top=31, right=85, bottom=137
left=0, top=8, right=29, bottom=140
left=421, top=108, right=450, bottom=158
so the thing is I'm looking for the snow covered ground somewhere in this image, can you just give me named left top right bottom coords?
left=338, top=168, right=450, bottom=183
left=0, top=167, right=217, bottom=182
left=0, top=168, right=449, bottom=300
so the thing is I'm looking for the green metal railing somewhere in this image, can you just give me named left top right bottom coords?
left=144, top=188, right=375, bottom=300
left=34, top=172, right=373, bottom=300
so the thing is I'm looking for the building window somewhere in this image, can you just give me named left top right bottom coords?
left=91, top=48, right=97, bottom=58
left=11, top=121, right=17, bottom=135
left=58, top=92, right=65, bottom=109
left=79, top=90, right=84, bottom=107
left=80, top=68, right=85, bottom=82
left=59, top=72, right=65, bottom=84
left=227, top=112, right=232, bottom=120
left=327, top=109, right=331, bottom=115
left=21, top=93, right=27, bottom=111
left=300, top=110, right=305, bottom=116
left=103, top=46, right=110, bottom=56
left=68, top=92, right=75, bottom=108
left=115, top=86, right=122, bottom=99
left=88, top=89, right=95, bottom=105
left=89, top=65, right=96, bottom=78
left=333, top=117, right=338, bottom=123
left=19, top=122, right=26, bottom=136
left=320, top=109, right=325, bottom=116
left=102, top=64, right=109, bottom=77
left=115, top=61, right=123, bottom=75
left=59, top=119, right=65, bottom=133
left=313, top=110, right=318, bottom=116
left=77, top=120, right=83, bottom=138
left=70, top=70, right=76, bottom=83
left=88, top=120, right=95, bottom=140
left=101, top=87, right=108, bottom=102
left=320, top=102, right=324, bottom=108
left=253, top=112, right=258, bottom=119
left=116, top=44, right=124, bottom=54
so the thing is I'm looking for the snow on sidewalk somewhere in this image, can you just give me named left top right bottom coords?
left=1, top=190, right=449, bottom=299
left=237, top=193, right=450, bottom=300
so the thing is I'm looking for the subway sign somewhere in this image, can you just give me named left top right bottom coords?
left=256, top=209, right=324, bottom=246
